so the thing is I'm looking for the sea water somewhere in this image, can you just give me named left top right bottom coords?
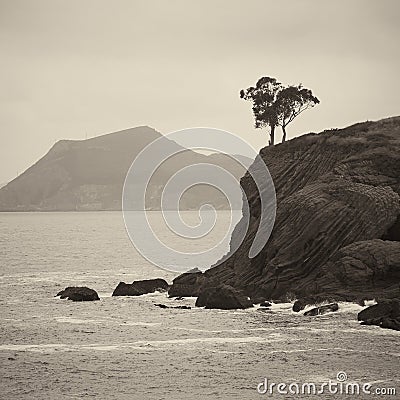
left=0, top=212, right=398, bottom=399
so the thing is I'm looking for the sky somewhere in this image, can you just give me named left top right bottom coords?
left=1, top=0, right=399, bottom=183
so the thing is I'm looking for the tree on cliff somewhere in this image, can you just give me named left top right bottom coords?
left=240, top=77, right=282, bottom=145
left=240, top=77, right=319, bottom=144
left=275, top=85, right=320, bottom=142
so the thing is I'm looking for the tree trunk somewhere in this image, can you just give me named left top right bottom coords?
left=282, top=126, right=287, bottom=143
left=269, top=125, right=275, bottom=146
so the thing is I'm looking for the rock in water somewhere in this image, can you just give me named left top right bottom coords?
left=195, top=284, right=253, bottom=310
left=360, top=318, right=382, bottom=326
left=154, top=303, right=168, bottom=309
left=56, top=287, right=100, bottom=301
left=293, top=295, right=341, bottom=312
left=199, top=117, right=400, bottom=303
left=293, top=299, right=308, bottom=312
left=304, top=303, right=339, bottom=316
left=112, top=279, right=169, bottom=296
left=358, top=299, right=400, bottom=331
left=357, top=300, right=399, bottom=321
left=380, top=318, right=400, bottom=331
left=168, top=268, right=206, bottom=297
left=154, top=303, right=191, bottom=309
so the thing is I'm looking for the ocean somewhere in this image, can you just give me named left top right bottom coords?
left=0, top=212, right=398, bottom=399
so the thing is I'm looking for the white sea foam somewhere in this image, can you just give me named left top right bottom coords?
left=2, top=342, right=398, bottom=357
left=0, top=336, right=277, bottom=353
left=337, top=301, right=364, bottom=313
left=97, top=292, right=114, bottom=298
left=0, top=344, right=68, bottom=353
left=267, top=347, right=400, bottom=358
left=282, top=301, right=376, bottom=316
left=269, top=302, right=293, bottom=311
left=55, top=316, right=162, bottom=327
left=123, top=321, right=162, bottom=327
left=173, top=326, right=283, bottom=335
left=55, top=317, right=105, bottom=324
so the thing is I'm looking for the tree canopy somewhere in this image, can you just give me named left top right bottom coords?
left=240, top=77, right=282, bottom=146
left=240, top=77, right=320, bottom=145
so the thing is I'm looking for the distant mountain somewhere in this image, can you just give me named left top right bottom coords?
left=0, top=126, right=250, bottom=211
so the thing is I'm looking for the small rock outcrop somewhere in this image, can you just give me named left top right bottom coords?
left=292, top=295, right=345, bottom=312
left=358, top=300, right=398, bottom=321
left=304, top=303, right=339, bottom=316
left=168, top=268, right=206, bottom=297
left=293, top=299, right=308, bottom=313
left=112, top=279, right=169, bottom=296
left=56, top=287, right=100, bottom=301
left=358, top=299, right=400, bottom=331
left=195, top=284, right=253, bottom=310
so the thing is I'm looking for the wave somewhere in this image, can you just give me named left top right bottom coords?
left=55, top=316, right=162, bottom=327
left=0, top=336, right=280, bottom=353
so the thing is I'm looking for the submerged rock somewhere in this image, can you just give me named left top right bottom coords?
left=195, top=284, right=253, bottom=310
left=360, top=318, right=382, bottom=326
left=259, top=301, right=272, bottom=308
left=154, top=303, right=191, bottom=309
left=112, top=279, right=169, bottom=296
left=303, top=303, right=339, bottom=316
left=154, top=303, right=168, bottom=309
left=56, top=287, right=100, bottom=301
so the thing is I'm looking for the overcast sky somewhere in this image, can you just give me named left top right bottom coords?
left=1, top=0, right=399, bottom=183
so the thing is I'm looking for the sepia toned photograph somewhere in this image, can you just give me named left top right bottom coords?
left=0, top=1, right=399, bottom=399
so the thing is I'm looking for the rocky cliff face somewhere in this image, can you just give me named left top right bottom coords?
left=201, top=117, right=400, bottom=302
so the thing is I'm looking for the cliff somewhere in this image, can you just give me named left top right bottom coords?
left=0, top=126, right=248, bottom=211
left=200, top=117, right=400, bottom=302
